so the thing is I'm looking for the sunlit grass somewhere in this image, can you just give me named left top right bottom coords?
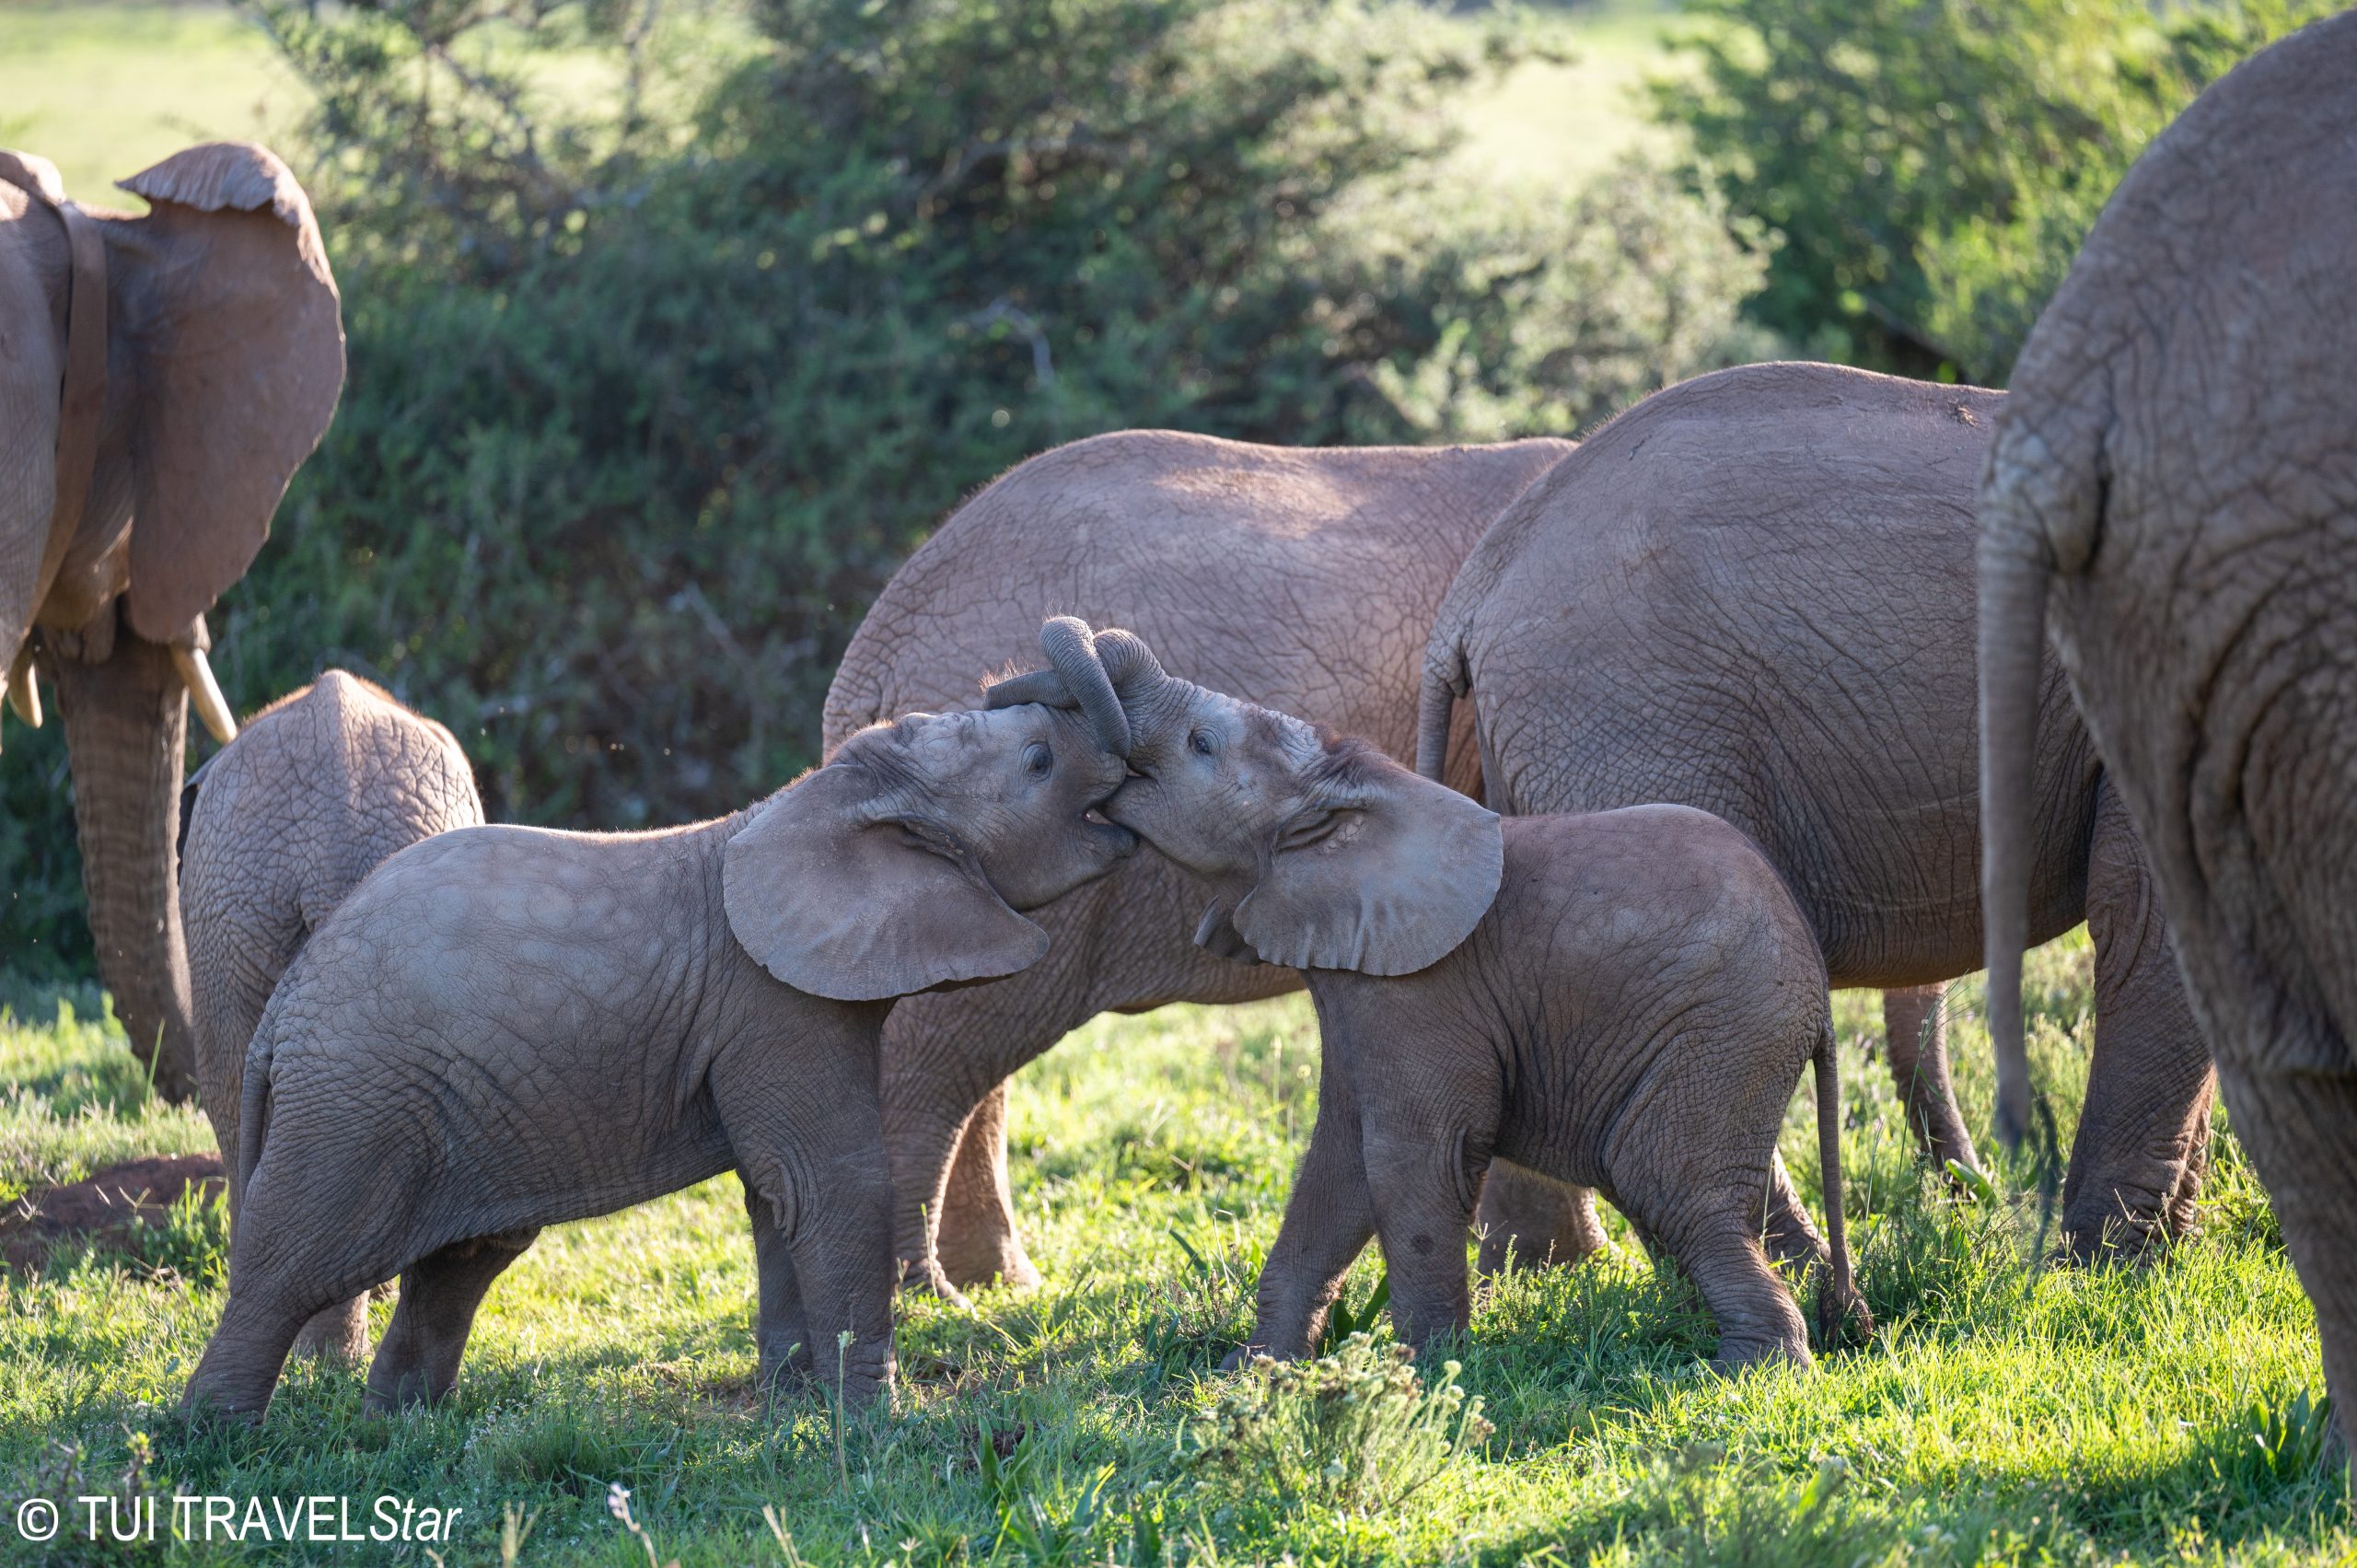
left=0, top=924, right=2348, bottom=1564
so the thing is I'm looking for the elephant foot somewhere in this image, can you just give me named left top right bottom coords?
left=896, top=1254, right=975, bottom=1310
left=935, top=1225, right=1041, bottom=1293
left=2056, top=1182, right=2196, bottom=1265
left=1473, top=1162, right=1610, bottom=1276
left=2057, top=1137, right=2205, bottom=1265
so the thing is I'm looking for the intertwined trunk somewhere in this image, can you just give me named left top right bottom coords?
left=41, top=622, right=197, bottom=1100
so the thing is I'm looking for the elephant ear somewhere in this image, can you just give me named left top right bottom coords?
left=1232, top=755, right=1503, bottom=976
left=113, top=142, right=344, bottom=644
left=723, top=761, right=1049, bottom=1002
left=0, top=150, right=67, bottom=204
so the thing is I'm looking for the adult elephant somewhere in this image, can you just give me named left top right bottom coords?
left=1420, top=361, right=2213, bottom=1262
left=1980, top=15, right=2357, bottom=1437
left=0, top=142, right=343, bottom=1099
left=824, top=431, right=1571, bottom=1295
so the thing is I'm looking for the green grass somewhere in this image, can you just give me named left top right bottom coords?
left=0, top=4, right=305, bottom=206
left=1447, top=1, right=1686, bottom=192
left=1, top=933, right=2349, bottom=1565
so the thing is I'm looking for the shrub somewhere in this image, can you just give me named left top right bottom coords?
left=2, top=0, right=1767, bottom=981
left=1658, top=0, right=2339, bottom=383
left=1183, top=1334, right=1492, bottom=1516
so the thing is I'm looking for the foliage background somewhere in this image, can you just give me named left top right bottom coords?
left=0, top=0, right=2341, bottom=982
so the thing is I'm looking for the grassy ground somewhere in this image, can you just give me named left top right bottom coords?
left=1448, top=1, right=1685, bottom=188
left=1, top=934, right=2349, bottom=1566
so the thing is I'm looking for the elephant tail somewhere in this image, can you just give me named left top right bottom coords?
left=1811, top=1017, right=1871, bottom=1350
left=1415, top=620, right=1469, bottom=784
left=232, top=1026, right=276, bottom=1219
left=1977, top=414, right=2090, bottom=1156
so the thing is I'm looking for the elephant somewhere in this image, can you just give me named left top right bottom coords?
left=823, top=430, right=1571, bottom=1296
left=180, top=670, right=483, bottom=1361
left=1978, top=13, right=2357, bottom=1445
left=1416, top=361, right=2214, bottom=1263
left=180, top=703, right=1136, bottom=1423
left=0, top=141, right=344, bottom=1100
left=825, top=427, right=1979, bottom=1297
left=993, top=619, right=1870, bottom=1370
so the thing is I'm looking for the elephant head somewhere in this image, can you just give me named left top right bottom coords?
left=990, top=617, right=1502, bottom=974
left=0, top=142, right=343, bottom=1097
left=724, top=701, right=1139, bottom=1000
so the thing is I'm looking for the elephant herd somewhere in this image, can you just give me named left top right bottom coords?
left=3, top=13, right=2351, bottom=1448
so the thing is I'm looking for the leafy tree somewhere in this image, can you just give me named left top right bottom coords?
left=1659, top=0, right=2337, bottom=383
left=3, top=0, right=1766, bottom=975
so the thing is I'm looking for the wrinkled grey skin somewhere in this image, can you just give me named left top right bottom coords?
left=993, top=620, right=1868, bottom=1368
left=181, top=704, right=1134, bottom=1423
left=180, top=670, right=482, bottom=1361
left=1421, top=362, right=2212, bottom=1262
left=822, top=431, right=1572, bottom=1297
left=0, top=143, right=343, bottom=1099
left=1980, top=14, right=2357, bottom=1446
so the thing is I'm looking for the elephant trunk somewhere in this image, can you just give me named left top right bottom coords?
left=1977, top=518, right=2053, bottom=1153
left=42, top=619, right=199, bottom=1101
left=1039, top=616, right=1132, bottom=757
left=1089, top=628, right=1169, bottom=705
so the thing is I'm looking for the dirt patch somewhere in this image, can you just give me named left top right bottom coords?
left=0, top=1154, right=225, bottom=1271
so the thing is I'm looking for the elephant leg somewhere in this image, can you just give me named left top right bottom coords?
left=2216, top=1063, right=2357, bottom=1455
left=1665, top=1206, right=1814, bottom=1373
left=883, top=865, right=1301, bottom=1299
left=717, top=1034, right=897, bottom=1410
left=364, top=1229, right=537, bottom=1412
left=745, top=1183, right=813, bottom=1399
left=2063, top=782, right=2216, bottom=1261
left=1238, top=1048, right=1376, bottom=1363
left=879, top=958, right=1098, bottom=1303
left=183, top=1286, right=311, bottom=1424
left=290, top=1295, right=371, bottom=1365
left=1472, top=1161, right=1609, bottom=1275
left=1882, top=984, right=1983, bottom=1179
left=1363, top=1120, right=1482, bottom=1355
left=931, top=1082, right=1039, bottom=1292
left=183, top=1159, right=397, bottom=1422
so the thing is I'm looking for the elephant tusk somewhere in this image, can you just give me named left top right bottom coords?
left=170, top=642, right=238, bottom=744
left=5, top=643, right=38, bottom=728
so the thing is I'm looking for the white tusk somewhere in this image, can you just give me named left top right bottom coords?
left=170, top=642, right=238, bottom=744
left=5, top=643, right=37, bottom=728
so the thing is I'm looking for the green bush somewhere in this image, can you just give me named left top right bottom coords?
left=6, top=0, right=1768, bottom=977
left=1182, top=1335, right=1492, bottom=1516
left=1658, top=0, right=2338, bottom=383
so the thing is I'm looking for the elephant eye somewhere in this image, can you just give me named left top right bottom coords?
left=1025, top=742, right=1053, bottom=776
left=1190, top=729, right=1216, bottom=758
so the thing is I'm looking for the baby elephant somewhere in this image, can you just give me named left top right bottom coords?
left=993, top=620, right=1868, bottom=1368
left=180, top=670, right=483, bottom=1362
left=182, top=701, right=1136, bottom=1423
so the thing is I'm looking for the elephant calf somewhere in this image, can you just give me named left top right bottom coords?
left=182, top=702, right=1136, bottom=1423
left=180, top=670, right=483, bottom=1362
left=993, top=621, right=1868, bottom=1368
